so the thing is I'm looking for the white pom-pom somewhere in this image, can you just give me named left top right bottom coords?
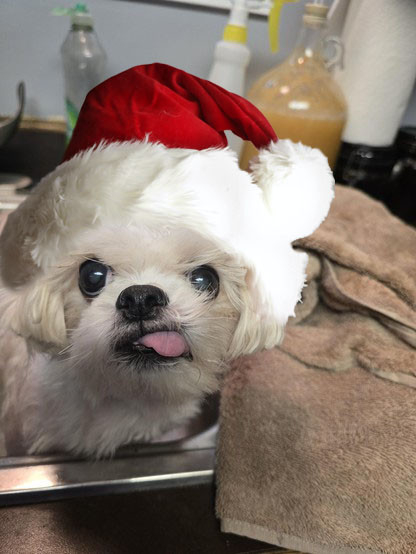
left=250, top=139, right=335, bottom=242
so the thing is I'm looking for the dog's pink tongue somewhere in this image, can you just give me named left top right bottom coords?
left=138, top=332, right=188, bottom=357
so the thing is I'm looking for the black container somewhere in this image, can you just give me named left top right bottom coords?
left=334, top=141, right=398, bottom=203
left=385, top=127, right=416, bottom=226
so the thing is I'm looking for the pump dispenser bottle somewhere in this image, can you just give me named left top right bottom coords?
left=240, top=1, right=347, bottom=170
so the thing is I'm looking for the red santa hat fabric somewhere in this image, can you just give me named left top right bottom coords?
left=63, top=63, right=277, bottom=161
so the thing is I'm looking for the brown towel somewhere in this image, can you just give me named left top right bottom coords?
left=216, top=186, right=416, bottom=554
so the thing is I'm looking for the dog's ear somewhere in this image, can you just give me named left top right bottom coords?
left=227, top=273, right=283, bottom=360
left=8, top=278, right=67, bottom=350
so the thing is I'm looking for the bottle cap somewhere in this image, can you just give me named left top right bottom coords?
left=303, top=2, right=328, bottom=27
left=223, top=0, right=248, bottom=44
left=223, top=24, right=248, bottom=43
left=52, top=3, right=93, bottom=28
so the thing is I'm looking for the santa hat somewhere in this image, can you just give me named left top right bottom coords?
left=1, top=63, right=334, bottom=328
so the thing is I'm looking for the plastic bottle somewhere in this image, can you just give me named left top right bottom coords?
left=240, top=0, right=347, bottom=170
left=55, top=3, right=107, bottom=142
left=208, top=0, right=251, bottom=96
left=208, top=0, right=254, bottom=155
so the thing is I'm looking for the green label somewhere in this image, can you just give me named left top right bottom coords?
left=65, top=98, right=79, bottom=143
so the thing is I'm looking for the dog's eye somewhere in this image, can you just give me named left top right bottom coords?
left=79, top=260, right=112, bottom=297
left=188, top=265, right=220, bottom=298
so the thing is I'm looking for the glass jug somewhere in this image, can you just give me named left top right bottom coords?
left=240, top=2, right=347, bottom=170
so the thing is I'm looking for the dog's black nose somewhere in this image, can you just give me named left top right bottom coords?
left=116, top=285, right=169, bottom=320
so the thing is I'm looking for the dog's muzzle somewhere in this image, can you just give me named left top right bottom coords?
left=114, top=285, right=191, bottom=363
left=116, top=284, right=169, bottom=321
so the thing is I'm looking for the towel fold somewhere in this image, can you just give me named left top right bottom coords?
left=216, top=186, right=416, bottom=554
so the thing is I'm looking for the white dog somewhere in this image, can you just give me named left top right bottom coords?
left=0, top=138, right=332, bottom=458
left=1, top=222, right=277, bottom=457
left=0, top=65, right=334, bottom=458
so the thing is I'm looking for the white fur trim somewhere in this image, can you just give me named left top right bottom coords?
left=251, top=140, right=334, bottom=242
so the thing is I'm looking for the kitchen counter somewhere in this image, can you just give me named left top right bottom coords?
left=0, top=484, right=298, bottom=554
left=0, top=401, right=294, bottom=554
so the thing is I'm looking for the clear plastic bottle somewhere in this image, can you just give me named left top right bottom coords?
left=240, top=1, right=347, bottom=170
left=58, top=3, right=107, bottom=141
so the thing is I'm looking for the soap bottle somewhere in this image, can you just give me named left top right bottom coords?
left=56, top=3, right=107, bottom=142
left=240, top=0, right=347, bottom=170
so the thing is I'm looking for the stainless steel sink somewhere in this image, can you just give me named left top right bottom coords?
left=0, top=394, right=218, bottom=506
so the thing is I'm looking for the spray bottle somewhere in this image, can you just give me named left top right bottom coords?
left=54, top=3, right=108, bottom=142
left=208, top=0, right=259, bottom=155
left=208, top=0, right=252, bottom=96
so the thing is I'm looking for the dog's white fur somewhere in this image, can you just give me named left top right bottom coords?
left=0, top=139, right=333, bottom=457
left=0, top=223, right=281, bottom=457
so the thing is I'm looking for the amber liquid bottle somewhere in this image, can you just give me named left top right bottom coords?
left=240, top=2, right=347, bottom=170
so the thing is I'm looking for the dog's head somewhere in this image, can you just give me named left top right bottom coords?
left=1, top=138, right=333, bottom=394
left=3, top=221, right=282, bottom=403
